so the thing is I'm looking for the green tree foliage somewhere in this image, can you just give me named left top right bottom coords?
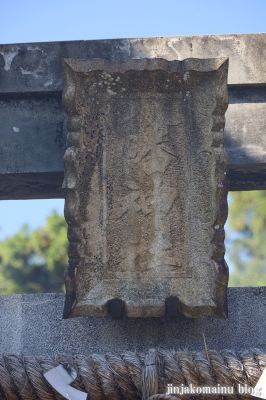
left=228, top=191, right=266, bottom=287
left=0, top=211, right=68, bottom=294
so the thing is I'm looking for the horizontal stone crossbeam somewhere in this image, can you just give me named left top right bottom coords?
left=1, top=288, right=266, bottom=354
left=1, top=34, right=266, bottom=198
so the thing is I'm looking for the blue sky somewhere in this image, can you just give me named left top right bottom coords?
left=1, top=0, right=266, bottom=44
left=0, top=0, right=265, bottom=240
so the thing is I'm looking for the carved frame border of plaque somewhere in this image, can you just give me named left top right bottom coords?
left=62, top=57, right=229, bottom=319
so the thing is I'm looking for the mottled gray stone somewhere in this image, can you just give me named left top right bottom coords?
left=1, top=34, right=266, bottom=93
left=1, top=34, right=266, bottom=198
left=0, top=96, right=66, bottom=174
left=1, top=288, right=266, bottom=355
left=62, top=58, right=229, bottom=319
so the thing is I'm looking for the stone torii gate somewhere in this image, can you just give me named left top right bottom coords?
left=1, top=32, right=266, bottom=363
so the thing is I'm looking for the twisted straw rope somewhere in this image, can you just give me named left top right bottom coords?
left=0, top=349, right=265, bottom=400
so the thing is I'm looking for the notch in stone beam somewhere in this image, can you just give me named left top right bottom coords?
left=62, top=57, right=229, bottom=319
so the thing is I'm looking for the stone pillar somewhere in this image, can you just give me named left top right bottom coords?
left=62, top=58, right=229, bottom=319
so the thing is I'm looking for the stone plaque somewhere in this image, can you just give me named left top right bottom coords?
left=62, top=58, right=229, bottom=319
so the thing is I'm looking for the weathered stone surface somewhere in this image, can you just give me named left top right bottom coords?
left=1, top=288, right=266, bottom=355
left=62, top=57, right=229, bottom=319
left=0, top=94, right=67, bottom=175
left=1, top=34, right=266, bottom=93
left=0, top=87, right=265, bottom=198
left=1, top=35, right=266, bottom=198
